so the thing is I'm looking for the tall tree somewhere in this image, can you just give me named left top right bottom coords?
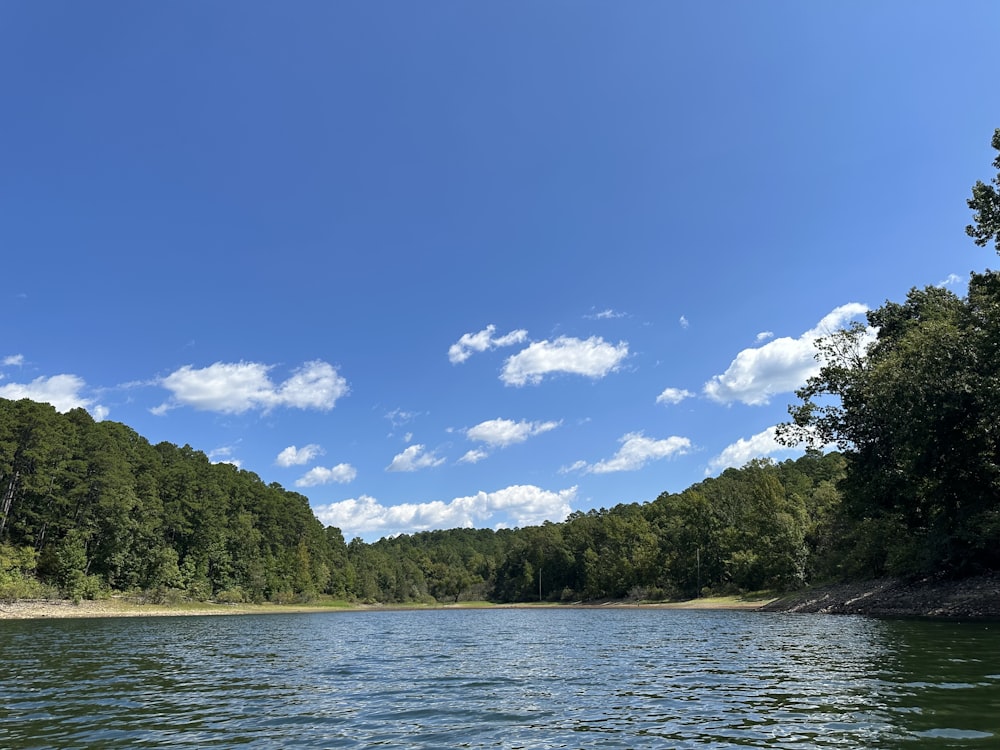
left=966, top=128, right=1000, bottom=253
left=781, top=278, right=1000, bottom=574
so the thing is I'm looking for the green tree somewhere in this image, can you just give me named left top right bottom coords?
left=966, top=128, right=1000, bottom=253
left=781, top=277, right=1000, bottom=574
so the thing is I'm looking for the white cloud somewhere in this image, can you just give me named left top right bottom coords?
left=449, top=325, right=528, bottom=364
left=458, top=449, right=489, bottom=464
left=501, top=336, right=629, bottom=386
left=208, top=446, right=242, bottom=468
left=703, top=303, right=870, bottom=406
left=707, top=425, right=803, bottom=474
left=3, top=354, right=25, bottom=367
left=568, top=432, right=691, bottom=474
left=276, top=444, right=325, bottom=467
left=0, top=373, right=108, bottom=419
left=656, top=387, right=694, bottom=406
left=679, top=316, right=690, bottom=329
left=312, top=484, right=577, bottom=539
left=938, top=273, right=962, bottom=288
left=386, top=444, right=446, bottom=472
left=155, top=360, right=348, bottom=415
left=295, top=463, right=357, bottom=487
left=466, top=418, right=560, bottom=447
left=586, top=308, right=626, bottom=320
left=755, top=331, right=775, bottom=342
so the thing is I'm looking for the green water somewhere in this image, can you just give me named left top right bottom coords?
left=1, top=609, right=997, bottom=748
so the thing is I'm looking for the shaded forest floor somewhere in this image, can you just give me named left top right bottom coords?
left=761, top=572, right=1000, bottom=619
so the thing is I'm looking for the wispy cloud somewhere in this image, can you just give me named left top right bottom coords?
left=449, top=325, right=528, bottom=364
left=276, top=444, right=325, bottom=467
left=656, top=387, right=694, bottom=406
left=386, top=444, right=446, bottom=472
left=585, top=308, right=627, bottom=320
left=385, top=408, right=419, bottom=428
left=458, top=448, right=489, bottom=464
left=501, top=336, right=628, bottom=386
left=208, top=446, right=241, bottom=468
left=755, top=331, right=774, bottom=342
left=565, top=432, right=691, bottom=474
left=2, top=354, right=25, bottom=367
left=295, top=463, right=357, bottom=487
left=679, top=316, right=690, bottom=329
left=937, top=273, right=962, bottom=288
left=154, top=360, right=348, bottom=415
left=703, top=303, right=871, bottom=406
left=312, top=484, right=577, bottom=539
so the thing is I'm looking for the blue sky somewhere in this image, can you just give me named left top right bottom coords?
left=2, top=2, right=998, bottom=541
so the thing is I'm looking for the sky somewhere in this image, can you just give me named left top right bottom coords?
left=2, top=2, right=999, bottom=541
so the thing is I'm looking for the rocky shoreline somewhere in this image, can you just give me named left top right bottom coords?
left=761, top=572, right=1000, bottom=619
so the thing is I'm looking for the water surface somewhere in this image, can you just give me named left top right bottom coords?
left=1, top=609, right=997, bottom=748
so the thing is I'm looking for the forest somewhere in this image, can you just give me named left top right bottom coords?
left=0, top=401, right=849, bottom=605
left=2, top=129, right=999, bottom=606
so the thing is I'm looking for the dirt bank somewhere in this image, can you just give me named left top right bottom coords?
left=0, top=598, right=341, bottom=620
left=1, top=594, right=774, bottom=620
left=761, top=572, right=1000, bottom=619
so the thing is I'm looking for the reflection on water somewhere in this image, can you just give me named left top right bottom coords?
left=1, top=609, right=997, bottom=748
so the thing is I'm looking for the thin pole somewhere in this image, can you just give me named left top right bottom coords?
left=696, top=548, right=701, bottom=597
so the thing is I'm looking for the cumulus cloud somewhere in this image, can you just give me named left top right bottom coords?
left=501, top=336, right=629, bottom=386
left=3, top=354, right=25, bottom=367
left=466, top=418, right=560, bottom=448
left=0, top=373, right=108, bottom=420
left=755, top=331, right=775, bottom=342
left=449, top=325, right=528, bottom=364
left=703, top=303, right=870, bottom=406
left=295, top=463, right=357, bottom=487
left=656, top=387, right=694, bottom=406
left=706, top=425, right=804, bottom=474
left=155, top=360, right=348, bottom=415
left=386, top=444, right=446, bottom=472
left=567, top=432, right=691, bottom=474
left=312, top=484, right=577, bottom=539
left=276, top=444, right=325, bottom=467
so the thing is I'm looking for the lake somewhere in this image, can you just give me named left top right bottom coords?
left=1, top=608, right=997, bottom=748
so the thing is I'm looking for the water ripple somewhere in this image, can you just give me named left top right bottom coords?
left=1, top=609, right=998, bottom=748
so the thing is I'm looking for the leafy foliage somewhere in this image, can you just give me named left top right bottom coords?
left=0, top=399, right=339, bottom=602
left=966, top=128, right=1000, bottom=253
left=781, top=275, right=1000, bottom=576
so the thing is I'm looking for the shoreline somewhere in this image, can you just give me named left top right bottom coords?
left=11, top=574, right=998, bottom=621
left=761, top=572, right=1000, bottom=619
left=0, top=594, right=773, bottom=621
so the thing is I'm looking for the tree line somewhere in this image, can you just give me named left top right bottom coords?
left=0, top=400, right=848, bottom=604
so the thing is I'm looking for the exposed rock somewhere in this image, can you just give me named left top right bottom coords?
left=762, top=572, right=1000, bottom=619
